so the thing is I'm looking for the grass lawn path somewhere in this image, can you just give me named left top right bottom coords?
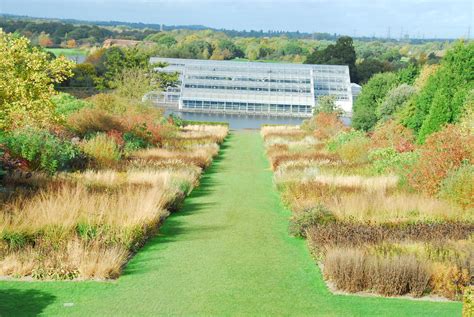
left=0, top=132, right=461, bottom=316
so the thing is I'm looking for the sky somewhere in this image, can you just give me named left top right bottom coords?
left=1, top=0, right=473, bottom=39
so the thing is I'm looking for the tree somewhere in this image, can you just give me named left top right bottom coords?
left=314, top=95, right=344, bottom=116
left=403, top=41, right=474, bottom=142
left=66, top=39, right=77, bottom=48
left=305, top=36, right=357, bottom=82
left=356, top=58, right=392, bottom=84
left=38, top=32, right=53, bottom=47
left=0, top=31, right=73, bottom=129
left=352, top=72, right=398, bottom=131
left=377, top=84, right=417, bottom=121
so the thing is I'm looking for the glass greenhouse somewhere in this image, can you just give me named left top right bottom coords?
left=149, top=57, right=353, bottom=117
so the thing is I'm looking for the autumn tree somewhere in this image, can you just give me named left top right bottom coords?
left=0, top=31, right=74, bottom=129
left=38, top=32, right=53, bottom=47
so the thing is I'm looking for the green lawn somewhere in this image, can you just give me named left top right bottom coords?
left=46, top=48, right=88, bottom=57
left=0, top=132, right=461, bottom=316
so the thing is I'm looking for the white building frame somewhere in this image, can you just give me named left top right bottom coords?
left=149, top=57, right=353, bottom=117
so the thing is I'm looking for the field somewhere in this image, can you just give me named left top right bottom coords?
left=262, top=124, right=473, bottom=302
left=45, top=48, right=88, bottom=57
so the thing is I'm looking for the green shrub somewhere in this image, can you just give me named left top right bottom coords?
left=327, top=131, right=370, bottom=164
left=123, top=131, right=150, bottom=153
left=1, top=231, right=35, bottom=250
left=369, top=147, right=420, bottom=176
left=81, top=133, right=122, bottom=168
left=52, top=93, right=92, bottom=117
left=2, top=128, right=80, bottom=174
left=289, top=205, right=335, bottom=238
left=438, top=165, right=474, bottom=209
left=377, top=84, right=416, bottom=121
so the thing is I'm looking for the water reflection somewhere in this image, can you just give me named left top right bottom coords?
left=165, top=111, right=305, bottom=129
left=165, top=110, right=350, bottom=130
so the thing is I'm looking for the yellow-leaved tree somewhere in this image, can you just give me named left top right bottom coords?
left=0, top=30, right=74, bottom=130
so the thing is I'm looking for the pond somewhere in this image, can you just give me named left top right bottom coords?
left=165, top=110, right=351, bottom=130
left=165, top=111, right=305, bottom=129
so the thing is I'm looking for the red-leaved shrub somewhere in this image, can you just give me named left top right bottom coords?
left=313, top=113, right=347, bottom=140
left=370, top=120, right=415, bottom=153
left=407, top=125, right=474, bottom=195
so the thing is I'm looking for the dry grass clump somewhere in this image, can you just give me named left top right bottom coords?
left=181, top=124, right=229, bottom=143
left=307, top=222, right=474, bottom=248
left=132, top=144, right=219, bottom=169
left=0, top=240, right=128, bottom=280
left=323, top=240, right=473, bottom=299
left=261, top=125, right=301, bottom=139
left=269, top=152, right=339, bottom=170
left=326, top=191, right=470, bottom=223
left=323, top=248, right=430, bottom=297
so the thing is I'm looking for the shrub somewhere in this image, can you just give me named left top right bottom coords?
left=123, top=131, right=150, bottom=153
left=352, top=72, right=399, bottom=131
left=52, top=93, right=92, bottom=117
left=313, top=113, right=347, bottom=140
left=368, top=147, right=419, bottom=176
left=370, top=120, right=415, bottom=152
left=438, top=165, right=474, bottom=209
left=289, top=205, right=335, bottom=238
left=377, top=84, right=417, bottom=121
left=121, top=113, right=175, bottom=146
left=87, top=93, right=128, bottom=114
left=81, top=133, right=122, bottom=168
left=463, top=286, right=474, bottom=317
left=2, top=128, right=80, bottom=174
left=431, top=263, right=471, bottom=300
left=327, top=131, right=370, bottom=164
left=67, top=108, right=125, bottom=137
left=407, top=124, right=474, bottom=195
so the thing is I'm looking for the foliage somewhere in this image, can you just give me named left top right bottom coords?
left=377, top=84, right=417, bottom=121
left=65, top=63, right=97, bottom=88
left=1, top=128, right=80, bottom=174
left=403, top=41, right=474, bottom=142
left=81, top=133, right=122, bottom=168
left=464, top=286, right=474, bottom=317
left=355, top=58, right=393, bottom=84
left=123, top=132, right=150, bottom=153
left=67, top=108, right=125, bottom=137
left=0, top=31, right=73, bottom=130
left=407, top=125, right=474, bottom=195
left=352, top=72, right=399, bottom=131
left=327, top=131, right=370, bottom=164
left=370, top=120, right=415, bottom=152
left=396, top=63, right=419, bottom=85
left=314, top=95, right=343, bottom=116
left=368, top=147, right=419, bottom=175
left=52, top=93, right=92, bottom=117
left=438, top=165, right=474, bottom=209
left=112, top=68, right=158, bottom=101
left=306, top=36, right=357, bottom=82
left=312, top=113, right=347, bottom=140
left=289, top=205, right=335, bottom=238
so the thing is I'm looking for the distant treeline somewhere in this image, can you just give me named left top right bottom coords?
left=0, top=14, right=456, bottom=43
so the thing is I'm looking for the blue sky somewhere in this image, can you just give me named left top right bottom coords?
left=1, top=0, right=472, bottom=39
